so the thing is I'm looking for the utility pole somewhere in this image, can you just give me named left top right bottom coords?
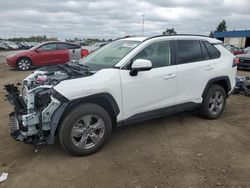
left=141, top=14, right=145, bottom=36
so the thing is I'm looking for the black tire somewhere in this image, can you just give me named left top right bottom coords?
left=16, top=57, right=32, bottom=71
left=58, top=103, right=112, bottom=156
left=200, top=84, right=227, bottom=119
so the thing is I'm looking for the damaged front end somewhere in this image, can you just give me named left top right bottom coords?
left=5, top=63, right=92, bottom=146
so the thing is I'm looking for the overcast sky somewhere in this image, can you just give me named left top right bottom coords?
left=0, top=0, right=250, bottom=40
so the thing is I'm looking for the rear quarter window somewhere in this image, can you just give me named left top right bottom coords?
left=57, top=43, right=80, bottom=50
left=203, top=41, right=221, bottom=59
left=67, top=44, right=81, bottom=49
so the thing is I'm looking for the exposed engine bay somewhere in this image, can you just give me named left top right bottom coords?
left=5, top=62, right=93, bottom=145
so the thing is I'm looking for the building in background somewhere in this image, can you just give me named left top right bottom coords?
left=213, top=30, right=250, bottom=48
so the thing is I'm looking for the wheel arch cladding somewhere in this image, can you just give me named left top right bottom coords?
left=48, top=93, right=119, bottom=144
left=65, top=92, right=118, bottom=124
left=202, top=76, right=231, bottom=98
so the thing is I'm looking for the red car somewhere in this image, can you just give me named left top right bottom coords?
left=233, top=47, right=244, bottom=55
left=6, top=41, right=89, bottom=70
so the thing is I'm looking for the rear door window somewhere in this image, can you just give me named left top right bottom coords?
left=67, top=44, right=81, bottom=49
left=39, top=43, right=57, bottom=51
left=176, top=40, right=202, bottom=64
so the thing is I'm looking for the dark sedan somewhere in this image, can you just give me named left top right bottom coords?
left=236, top=53, right=250, bottom=70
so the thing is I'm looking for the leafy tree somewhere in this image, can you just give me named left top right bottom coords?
left=209, top=30, right=214, bottom=38
left=162, top=28, right=177, bottom=35
left=9, top=36, right=58, bottom=42
left=216, top=20, right=227, bottom=32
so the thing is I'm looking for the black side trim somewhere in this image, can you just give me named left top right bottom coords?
left=175, top=102, right=201, bottom=113
left=170, top=40, right=177, bottom=65
left=202, top=76, right=231, bottom=97
left=64, top=93, right=120, bottom=117
left=61, top=93, right=120, bottom=128
left=47, top=102, right=68, bottom=144
left=51, top=89, right=69, bottom=103
left=46, top=92, right=120, bottom=144
left=119, top=106, right=174, bottom=126
left=117, top=102, right=200, bottom=127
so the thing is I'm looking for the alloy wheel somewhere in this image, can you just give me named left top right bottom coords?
left=208, top=91, right=224, bottom=115
left=71, top=115, right=105, bottom=149
left=17, top=59, right=31, bottom=70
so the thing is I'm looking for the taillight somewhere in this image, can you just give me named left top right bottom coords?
left=233, top=57, right=240, bottom=67
left=81, top=49, right=89, bottom=58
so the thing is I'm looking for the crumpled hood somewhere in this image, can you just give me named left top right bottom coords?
left=22, top=62, right=94, bottom=90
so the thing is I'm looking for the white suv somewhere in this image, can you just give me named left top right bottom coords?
left=5, top=35, right=237, bottom=155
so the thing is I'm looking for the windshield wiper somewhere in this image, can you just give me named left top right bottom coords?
left=70, top=60, right=92, bottom=70
left=58, top=62, right=92, bottom=76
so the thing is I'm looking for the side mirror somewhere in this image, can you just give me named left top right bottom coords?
left=35, top=48, right=42, bottom=53
left=130, top=59, right=152, bottom=76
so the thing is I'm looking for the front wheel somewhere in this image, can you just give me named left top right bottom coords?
left=16, top=57, right=32, bottom=70
left=58, top=103, right=112, bottom=156
left=200, top=84, right=226, bottom=119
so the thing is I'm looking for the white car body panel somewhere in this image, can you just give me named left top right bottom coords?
left=175, top=59, right=213, bottom=104
left=119, top=66, right=177, bottom=119
left=175, top=44, right=236, bottom=105
left=54, top=36, right=236, bottom=122
left=5, top=35, right=238, bottom=149
left=54, top=69, right=123, bottom=121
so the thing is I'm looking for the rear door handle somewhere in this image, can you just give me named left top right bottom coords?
left=205, top=65, right=215, bottom=70
left=164, top=73, right=176, bottom=80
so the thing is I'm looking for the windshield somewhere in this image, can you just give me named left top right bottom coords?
left=79, top=40, right=141, bottom=70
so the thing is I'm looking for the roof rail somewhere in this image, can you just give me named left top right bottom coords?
left=112, top=35, right=137, bottom=42
left=143, top=34, right=209, bottom=41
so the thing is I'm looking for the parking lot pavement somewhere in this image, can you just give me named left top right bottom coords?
left=0, top=60, right=250, bottom=187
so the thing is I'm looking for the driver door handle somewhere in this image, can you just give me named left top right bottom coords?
left=164, top=73, right=176, bottom=80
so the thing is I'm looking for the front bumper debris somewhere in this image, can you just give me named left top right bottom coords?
left=9, top=112, right=22, bottom=141
left=5, top=84, right=63, bottom=145
left=5, top=84, right=27, bottom=113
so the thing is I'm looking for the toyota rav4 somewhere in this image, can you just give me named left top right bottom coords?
left=5, top=35, right=237, bottom=156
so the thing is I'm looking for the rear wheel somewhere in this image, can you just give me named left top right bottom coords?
left=200, top=84, right=226, bottom=119
left=58, top=103, right=112, bottom=156
left=16, top=57, right=32, bottom=71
